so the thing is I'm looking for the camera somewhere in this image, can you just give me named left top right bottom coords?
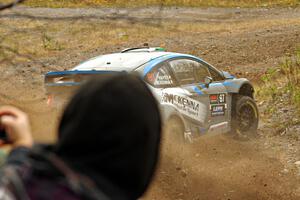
left=0, top=128, right=8, bottom=142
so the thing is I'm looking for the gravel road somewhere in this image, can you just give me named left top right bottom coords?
left=1, top=6, right=300, bottom=199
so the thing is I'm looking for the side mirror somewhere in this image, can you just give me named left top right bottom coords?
left=204, top=76, right=213, bottom=88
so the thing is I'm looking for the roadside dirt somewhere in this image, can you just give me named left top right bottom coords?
left=145, top=133, right=300, bottom=200
left=0, top=6, right=300, bottom=199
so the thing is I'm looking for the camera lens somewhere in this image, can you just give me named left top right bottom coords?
left=0, top=129, right=8, bottom=141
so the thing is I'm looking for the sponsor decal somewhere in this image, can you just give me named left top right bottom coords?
left=210, top=94, right=218, bottom=104
left=210, top=93, right=226, bottom=104
left=193, top=86, right=204, bottom=95
left=161, top=92, right=206, bottom=122
left=211, top=105, right=225, bottom=116
left=154, top=75, right=172, bottom=85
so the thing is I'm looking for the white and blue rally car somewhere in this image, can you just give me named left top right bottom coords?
left=45, top=47, right=259, bottom=141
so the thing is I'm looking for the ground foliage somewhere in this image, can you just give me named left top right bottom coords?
left=258, top=48, right=300, bottom=107
left=0, top=2, right=300, bottom=198
left=24, top=0, right=300, bottom=8
left=257, top=48, right=300, bottom=136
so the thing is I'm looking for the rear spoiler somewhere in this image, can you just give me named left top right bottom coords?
left=45, top=70, right=119, bottom=87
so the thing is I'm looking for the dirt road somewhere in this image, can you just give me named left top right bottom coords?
left=0, top=6, right=300, bottom=199
left=145, top=134, right=300, bottom=200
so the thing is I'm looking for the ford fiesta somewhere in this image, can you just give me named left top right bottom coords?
left=45, top=47, right=259, bottom=141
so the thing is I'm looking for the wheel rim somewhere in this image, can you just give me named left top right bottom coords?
left=237, top=103, right=256, bottom=132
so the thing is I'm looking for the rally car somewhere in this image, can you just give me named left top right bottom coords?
left=45, top=47, right=259, bottom=141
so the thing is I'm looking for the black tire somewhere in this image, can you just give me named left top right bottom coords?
left=165, top=116, right=185, bottom=143
left=231, top=95, right=259, bottom=139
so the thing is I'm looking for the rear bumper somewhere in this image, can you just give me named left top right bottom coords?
left=45, top=70, right=120, bottom=107
left=46, top=85, right=79, bottom=107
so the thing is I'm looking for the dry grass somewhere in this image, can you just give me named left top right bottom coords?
left=255, top=49, right=300, bottom=136
left=257, top=49, right=300, bottom=105
left=1, top=16, right=299, bottom=65
left=0, top=20, right=163, bottom=63
left=24, top=0, right=300, bottom=8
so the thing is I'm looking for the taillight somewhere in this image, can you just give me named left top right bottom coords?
left=47, top=95, right=53, bottom=107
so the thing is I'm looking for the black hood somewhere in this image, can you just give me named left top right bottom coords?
left=54, top=74, right=161, bottom=200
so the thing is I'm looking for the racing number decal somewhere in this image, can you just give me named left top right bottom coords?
left=210, top=93, right=227, bottom=117
left=218, top=93, right=226, bottom=103
left=210, top=93, right=226, bottom=104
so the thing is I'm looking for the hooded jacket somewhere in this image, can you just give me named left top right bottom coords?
left=3, top=74, right=161, bottom=200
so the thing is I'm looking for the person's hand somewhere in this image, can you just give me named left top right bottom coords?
left=0, top=106, right=33, bottom=148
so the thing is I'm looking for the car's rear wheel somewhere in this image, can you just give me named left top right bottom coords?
left=231, top=95, right=259, bottom=139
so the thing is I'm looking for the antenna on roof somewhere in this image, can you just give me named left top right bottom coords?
left=121, top=47, right=148, bottom=53
left=121, top=46, right=166, bottom=53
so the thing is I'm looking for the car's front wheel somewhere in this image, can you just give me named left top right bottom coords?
left=231, top=95, right=259, bottom=138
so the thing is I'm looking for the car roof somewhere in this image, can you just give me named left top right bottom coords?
left=72, top=51, right=172, bottom=72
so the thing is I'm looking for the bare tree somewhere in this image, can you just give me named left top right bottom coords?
left=0, top=0, right=25, bottom=11
left=0, top=0, right=166, bottom=112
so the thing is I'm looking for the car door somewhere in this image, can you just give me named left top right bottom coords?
left=143, top=62, right=184, bottom=122
left=168, top=58, right=229, bottom=133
